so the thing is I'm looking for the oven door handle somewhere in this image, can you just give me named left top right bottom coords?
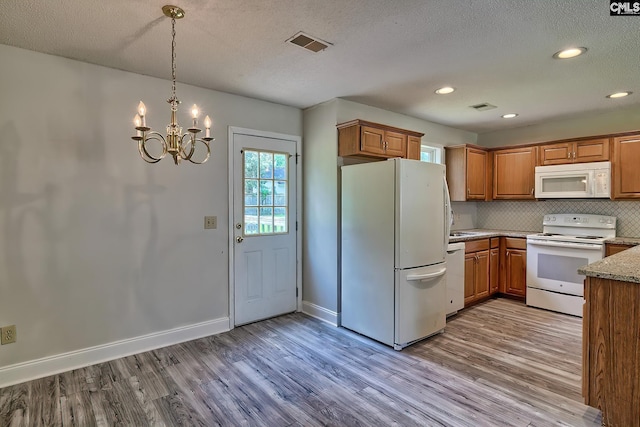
left=527, top=240, right=602, bottom=250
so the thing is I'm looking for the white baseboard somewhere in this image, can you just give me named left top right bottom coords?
left=302, top=301, right=340, bottom=326
left=0, top=317, right=230, bottom=389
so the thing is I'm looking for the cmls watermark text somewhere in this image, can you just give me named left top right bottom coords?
left=610, top=1, right=640, bottom=14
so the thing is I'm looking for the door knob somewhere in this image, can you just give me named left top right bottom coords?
left=236, top=236, right=244, bottom=243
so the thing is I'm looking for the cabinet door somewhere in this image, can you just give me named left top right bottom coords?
left=612, top=135, right=640, bottom=199
left=493, top=147, right=537, bottom=199
left=574, top=138, right=610, bottom=163
left=466, top=148, right=488, bottom=200
left=505, top=249, right=526, bottom=296
left=464, top=254, right=476, bottom=305
left=384, top=130, right=407, bottom=157
left=539, top=142, right=572, bottom=165
left=475, top=250, right=490, bottom=299
left=489, top=247, right=499, bottom=294
left=360, top=126, right=386, bottom=155
left=407, top=136, right=421, bottom=160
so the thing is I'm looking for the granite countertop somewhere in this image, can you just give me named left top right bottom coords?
left=604, top=236, right=640, bottom=246
left=579, top=245, right=640, bottom=284
left=448, top=229, right=536, bottom=243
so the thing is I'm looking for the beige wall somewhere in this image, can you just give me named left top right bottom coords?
left=0, top=44, right=302, bottom=372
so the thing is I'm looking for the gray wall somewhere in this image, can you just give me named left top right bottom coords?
left=0, top=44, right=302, bottom=367
left=477, top=104, right=640, bottom=148
left=302, top=98, right=476, bottom=320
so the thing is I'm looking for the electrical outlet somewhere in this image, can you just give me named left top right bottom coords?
left=204, top=216, right=217, bottom=229
left=1, top=325, right=16, bottom=345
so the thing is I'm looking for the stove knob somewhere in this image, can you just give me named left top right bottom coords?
left=552, top=216, right=556, bottom=221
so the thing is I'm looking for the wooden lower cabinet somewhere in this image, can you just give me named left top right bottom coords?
left=583, top=276, right=640, bottom=425
left=464, top=239, right=490, bottom=307
left=489, top=238, right=500, bottom=294
left=499, top=237, right=527, bottom=298
left=605, top=242, right=635, bottom=256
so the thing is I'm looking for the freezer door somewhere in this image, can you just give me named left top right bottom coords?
left=394, top=263, right=447, bottom=349
left=395, top=159, right=446, bottom=269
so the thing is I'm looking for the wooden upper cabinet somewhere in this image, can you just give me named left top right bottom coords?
left=407, top=135, right=421, bottom=160
left=493, top=146, right=537, bottom=199
left=539, top=138, right=610, bottom=165
left=446, top=145, right=491, bottom=201
left=612, top=134, right=640, bottom=199
left=360, top=126, right=386, bottom=156
left=337, top=120, right=423, bottom=160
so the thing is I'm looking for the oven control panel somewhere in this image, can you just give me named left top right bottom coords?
left=542, top=214, right=616, bottom=228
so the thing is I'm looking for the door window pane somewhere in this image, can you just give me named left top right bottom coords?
left=260, top=152, right=273, bottom=179
left=245, top=208, right=259, bottom=235
left=245, top=151, right=259, bottom=178
left=244, top=149, right=289, bottom=235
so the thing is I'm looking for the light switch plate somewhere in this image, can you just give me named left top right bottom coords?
left=204, top=216, right=217, bottom=229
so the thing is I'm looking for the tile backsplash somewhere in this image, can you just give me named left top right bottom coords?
left=476, top=200, right=640, bottom=237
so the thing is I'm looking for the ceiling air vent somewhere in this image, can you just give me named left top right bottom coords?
left=287, top=32, right=331, bottom=53
left=470, top=103, right=497, bottom=111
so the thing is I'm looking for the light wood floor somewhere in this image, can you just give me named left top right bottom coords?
left=0, top=298, right=601, bottom=426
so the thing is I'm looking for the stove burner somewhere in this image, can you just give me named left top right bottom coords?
left=540, top=233, right=561, bottom=236
left=577, top=235, right=601, bottom=240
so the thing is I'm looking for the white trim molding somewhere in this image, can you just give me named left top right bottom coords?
left=0, top=317, right=229, bottom=389
left=302, top=301, right=340, bottom=326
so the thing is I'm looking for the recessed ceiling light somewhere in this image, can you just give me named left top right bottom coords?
left=553, top=47, right=587, bottom=59
left=607, top=91, right=632, bottom=99
left=502, top=113, right=518, bottom=119
left=435, top=86, right=455, bottom=95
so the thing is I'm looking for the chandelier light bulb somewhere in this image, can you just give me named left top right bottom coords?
left=204, top=115, right=212, bottom=138
left=137, top=101, right=147, bottom=127
left=134, top=114, right=142, bottom=127
left=191, top=104, right=199, bottom=118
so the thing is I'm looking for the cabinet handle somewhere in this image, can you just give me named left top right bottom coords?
left=622, top=139, right=640, bottom=143
left=531, top=188, right=534, bottom=195
left=573, top=151, right=576, bottom=159
left=507, top=251, right=510, bottom=257
left=567, top=152, right=571, bottom=159
left=467, top=188, right=470, bottom=196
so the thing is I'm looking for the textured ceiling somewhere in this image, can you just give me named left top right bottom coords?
left=0, top=0, right=638, bottom=133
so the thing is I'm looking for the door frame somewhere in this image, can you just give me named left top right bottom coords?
left=227, top=126, right=302, bottom=329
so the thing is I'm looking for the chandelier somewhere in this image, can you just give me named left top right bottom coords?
left=132, top=5, right=213, bottom=165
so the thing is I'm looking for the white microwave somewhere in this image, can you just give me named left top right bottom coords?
left=534, top=161, right=611, bottom=199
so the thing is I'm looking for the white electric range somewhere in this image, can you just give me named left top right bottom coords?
left=526, top=213, right=616, bottom=317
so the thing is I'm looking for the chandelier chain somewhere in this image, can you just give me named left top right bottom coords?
left=170, top=12, right=177, bottom=108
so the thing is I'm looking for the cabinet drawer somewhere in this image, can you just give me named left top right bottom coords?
left=490, top=237, right=499, bottom=249
left=504, top=237, right=527, bottom=250
left=465, top=239, right=490, bottom=253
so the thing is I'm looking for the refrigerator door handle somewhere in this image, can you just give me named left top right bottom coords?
left=406, top=267, right=447, bottom=282
left=443, top=175, right=453, bottom=253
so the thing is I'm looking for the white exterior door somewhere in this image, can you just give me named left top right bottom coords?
left=232, top=131, right=298, bottom=326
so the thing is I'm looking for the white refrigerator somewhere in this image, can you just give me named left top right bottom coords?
left=341, top=158, right=451, bottom=350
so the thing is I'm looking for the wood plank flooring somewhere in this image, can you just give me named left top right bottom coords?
left=0, top=298, right=602, bottom=426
